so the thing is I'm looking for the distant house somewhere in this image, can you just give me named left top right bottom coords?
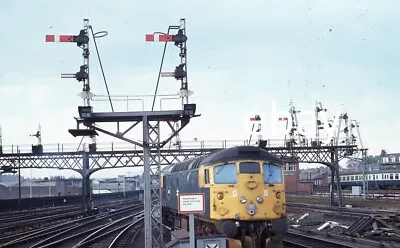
left=379, top=153, right=400, bottom=169
left=299, top=167, right=330, bottom=189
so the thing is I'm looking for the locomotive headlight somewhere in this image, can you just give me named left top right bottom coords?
left=256, top=196, right=263, bottom=203
left=240, top=196, right=247, bottom=204
left=217, top=192, right=224, bottom=200
left=246, top=203, right=257, bottom=216
left=276, top=192, right=281, bottom=199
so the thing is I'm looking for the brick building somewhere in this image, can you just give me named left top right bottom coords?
left=283, top=162, right=313, bottom=193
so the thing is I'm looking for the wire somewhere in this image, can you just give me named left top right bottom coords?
left=89, top=26, right=114, bottom=112
left=76, top=136, right=84, bottom=152
left=249, top=123, right=255, bottom=145
left=151, top=30, right=170, bottom=111
left=94, top=93, right=178, bottom=98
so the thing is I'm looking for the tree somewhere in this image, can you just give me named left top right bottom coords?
left=380, top=149, right=387, bottom=156
left=366, top=155, right=379, bottom=165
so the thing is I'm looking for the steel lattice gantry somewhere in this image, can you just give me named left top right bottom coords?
left=0, top=147, right=216, bottom=211
left=0, top=143, right=359, bottom=208
left=0, top=142, right=361, bottom=247
left=68, top=108, right=200, bottom=248
left=0, top=148, right=220, bottom=172
left=262, top=144, right=359, bottom=207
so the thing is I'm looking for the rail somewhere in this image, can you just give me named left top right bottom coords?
left=73, top=211, right=144, bottom=247
left=27, top=204, right=141, bottom=248
left=107, top=215, right=144, bottom=247
left=286, top=202, right=399, bottom=216
left=284, top=229, right=385, bottom=248
left=0, top=202, right=139, bottom=247
left=289, top=191, right=400, bottom=200
left=0, top=200, right=134, bottom=245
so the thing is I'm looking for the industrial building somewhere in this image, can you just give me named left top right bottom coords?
left=92, top=175, right=142, bottom=194
left=0, top=177, right=82, bottom=199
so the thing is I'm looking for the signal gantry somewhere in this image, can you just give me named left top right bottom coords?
left=46, top=18, right=197, bottom=248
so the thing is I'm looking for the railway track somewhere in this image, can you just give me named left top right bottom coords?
left=286, top=194, right=400, bottom=210
left=0, top=198, right=130, bottom=221
left=286, top=202, right=399, bottom=217
left=284, top=229, right=394, bottom=248
left=74, top=213, right=144, bottom=248
left=0, top=202, right=141, bottom=248
left=107, top=222, right=142, bottom=248
left=285, top=202, right=399, bottom=248
left=0, top=199, right=136, bottom=236
left=284, top=231, right=353, bottom=248
left=0, top=206, right=81, bottom=224
left=0, top=205, right=80, bottom=219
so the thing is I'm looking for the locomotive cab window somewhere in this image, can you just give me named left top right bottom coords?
left=161, top=175, right=165, bottom=188
left=214, top=163, right=237, bottom=184
left=204, top=169, right=210, bottom=184
left=263, top=163, right=283, bottom=184
left=239, top=162, right=260, bottom=173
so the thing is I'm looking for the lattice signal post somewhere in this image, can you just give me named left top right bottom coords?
left=46, top=19, right=95, bottom=211
left=46, top=18, right=197, bottom=248
left=46, top=19, right=92, bottom=106
left=256, top=100, right=365, bottom=207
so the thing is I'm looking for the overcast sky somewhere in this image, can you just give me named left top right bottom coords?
left=1, top=1, right=399, bottom=179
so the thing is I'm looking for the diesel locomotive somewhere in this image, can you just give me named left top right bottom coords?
left=161, top=145, right=287, bottom=246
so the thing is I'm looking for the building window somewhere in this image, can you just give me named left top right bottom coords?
left=285, top=163, right=296, bottom=171
left=395, top=174, right=399, bottom=180
left=390, top=174, right=394, bottom=180
left=390, top=156, right=396, bottom=163
left=382, top=157, right=389, bottom=163
left=351, top=176, right=354, bottom=181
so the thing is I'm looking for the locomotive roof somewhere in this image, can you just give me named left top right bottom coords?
left=162, top=146, right=282, bottom=173
left=200, top=146, right=281, bottom=165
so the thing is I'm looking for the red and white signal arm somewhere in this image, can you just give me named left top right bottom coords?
left=178, top=193, right=205, bottom=214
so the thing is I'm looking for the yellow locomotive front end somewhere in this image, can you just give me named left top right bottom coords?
left=199, top=158, right=287, bottom=244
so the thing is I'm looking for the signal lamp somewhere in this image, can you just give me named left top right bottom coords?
left=183, top=104, right=196, bottom=116
left=78, top=106, right=93, bottom=118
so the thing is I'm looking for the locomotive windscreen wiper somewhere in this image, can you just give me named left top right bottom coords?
left=267, top=165, right=274, bottom=183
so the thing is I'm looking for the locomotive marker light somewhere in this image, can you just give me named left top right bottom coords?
left=178, top=193, right=205, bottom=248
